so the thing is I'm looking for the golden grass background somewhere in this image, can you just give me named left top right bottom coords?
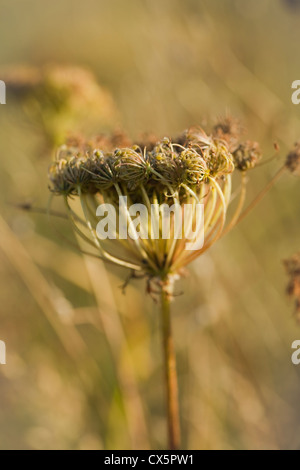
left=0, top=0, right=300, bottom=449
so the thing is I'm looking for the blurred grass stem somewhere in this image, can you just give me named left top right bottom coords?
left=236, top=165, right=287, bottom=226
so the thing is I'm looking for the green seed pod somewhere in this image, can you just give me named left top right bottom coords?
left=183, top=129, right=234, bottom=177
left=150, top=149, right=184, bottom=187
left=113, top=147, right=151, bottom=190
left=49, top=159, right=73, bottom=196
left=193, top=139, right=233, bottom=178
left=90, top=154, right=118, bottom=191
left=49, top=155, right=94, bottom=196
left=179, top=148, right=208, bottom=185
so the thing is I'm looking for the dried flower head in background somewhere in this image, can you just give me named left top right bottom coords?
left=283, top=0, right=300, bottom=10
left=3, top=64, right=117, bottom=147
left=284, top=253, right=300, bottom=318
left=212, top=115, right=244, bottom=152
left=233, top=141, right=262, bottom=172
left=285, top=142, right=300, bottom=175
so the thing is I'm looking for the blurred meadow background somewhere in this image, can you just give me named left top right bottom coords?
left=1, top=0, right=300, bottom=450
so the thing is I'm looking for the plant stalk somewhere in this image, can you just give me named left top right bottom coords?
left=160, top=277, right=181, bottom=450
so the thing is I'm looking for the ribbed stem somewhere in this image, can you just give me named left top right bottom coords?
left=160, top=277, right=181, bottom=450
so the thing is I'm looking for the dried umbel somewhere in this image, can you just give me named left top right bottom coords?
left=46, top=122, right=299, bottom=451
left=48, top=125, right=265, bottom=280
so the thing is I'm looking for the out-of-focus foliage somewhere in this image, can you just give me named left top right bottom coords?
left=0, top=0, right=300, bottom=450
left=2, top=64, right=117, bottom=147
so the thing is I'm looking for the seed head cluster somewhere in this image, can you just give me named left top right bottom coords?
left=48, top=122, right=263, bottom=278
left=49, top=127, right=260, bottom=200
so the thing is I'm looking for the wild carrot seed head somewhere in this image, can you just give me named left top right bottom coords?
left=47, top=123, right=270, bottom=278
